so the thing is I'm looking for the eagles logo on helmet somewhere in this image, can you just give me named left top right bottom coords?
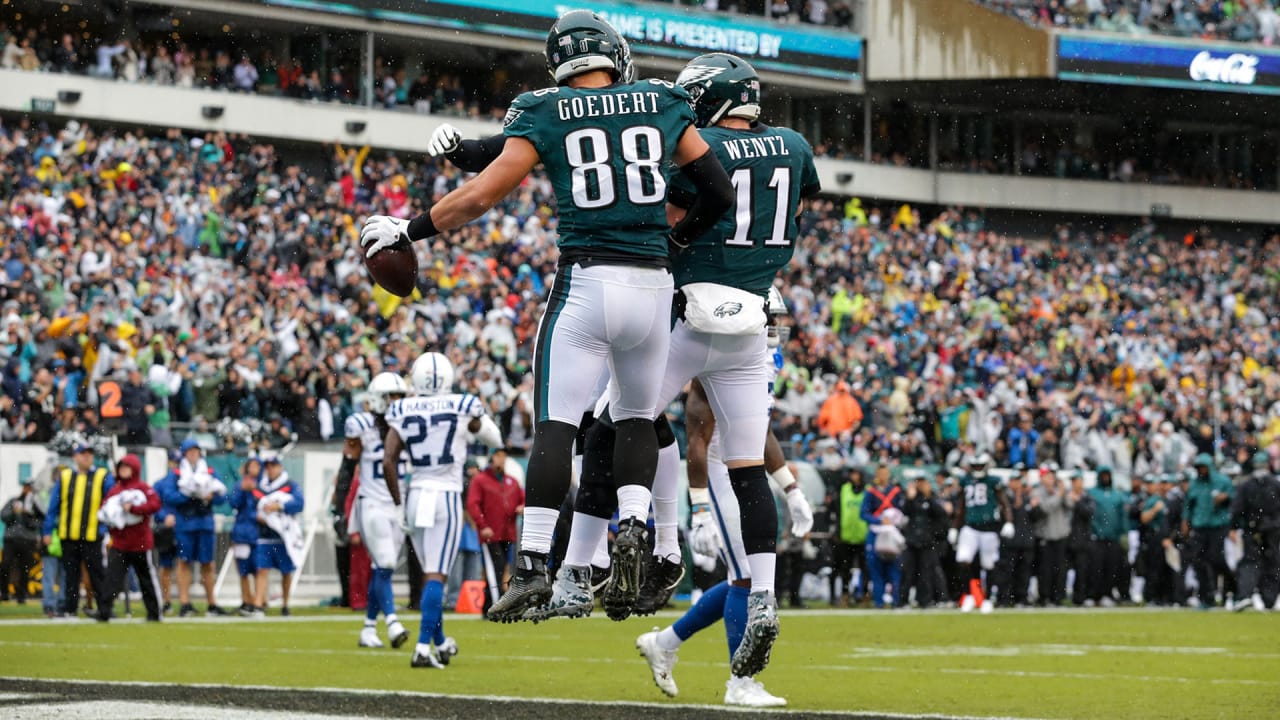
left=676, top=52, right=762, bottom=128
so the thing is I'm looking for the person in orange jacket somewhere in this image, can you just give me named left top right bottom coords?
left=817, top=382, right=863, bottom=437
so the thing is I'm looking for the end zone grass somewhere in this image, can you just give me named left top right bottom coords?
left=0, top=608, right=1275, bottom=719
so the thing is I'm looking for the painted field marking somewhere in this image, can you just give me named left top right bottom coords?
left=0, top=676, right=1050, bottom=720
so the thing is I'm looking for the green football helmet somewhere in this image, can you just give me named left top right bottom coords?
left=675, top=52, right=762, bottom=128
left=545, top=11, right=634, bottom=85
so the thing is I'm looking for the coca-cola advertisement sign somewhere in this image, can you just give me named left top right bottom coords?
left=1058, top=36, right=1280, bottom=95
left=1188, top=51, right=1259, bottom=85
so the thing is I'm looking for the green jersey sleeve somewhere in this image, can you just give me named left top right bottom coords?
left=503, top=89, right=555, bottom=147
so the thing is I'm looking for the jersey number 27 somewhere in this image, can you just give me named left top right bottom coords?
left=401, top=414, right=458, bottom=467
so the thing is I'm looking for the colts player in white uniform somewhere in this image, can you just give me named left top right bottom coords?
left=636, top=287, right=813, bottom=708
left=344, top=372, right=410, bottom=650
left=383, top=352, right=503, bottom=668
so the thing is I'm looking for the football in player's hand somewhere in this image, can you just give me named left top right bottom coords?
left=365, top=240, right=418, bottom=297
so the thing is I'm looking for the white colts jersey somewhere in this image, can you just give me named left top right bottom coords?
left=385, top=393, right=484, bottom=493
left=344, top=412, right=401, bottom=504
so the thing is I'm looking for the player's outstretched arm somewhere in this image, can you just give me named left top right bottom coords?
left=667, top=126, right=733, bottom=250
left=383, top=428, right=405, bottom=507
left=362, top=138, right=538, bottom=256
left=422, top=138, right=538, bottom=234
left=430, top=124, right=505, bottom=173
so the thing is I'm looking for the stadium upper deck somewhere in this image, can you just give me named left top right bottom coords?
left=3, top=0, right=1278, bottom=223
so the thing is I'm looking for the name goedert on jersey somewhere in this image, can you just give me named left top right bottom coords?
left=557, top=91, right=663, bottom=121
left=722, top=134, right=791, bottom=161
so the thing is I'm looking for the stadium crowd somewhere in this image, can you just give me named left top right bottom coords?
left=1, top=109, right=1279, bottom=612
left=0, top=22, right=495, bottom=117
left=4, top=114, right=1280, bottom=473
left=978, top=0, right=1280, bottom=43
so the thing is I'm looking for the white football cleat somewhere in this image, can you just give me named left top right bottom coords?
left=960, top=594, right=976, bottom=613
left=636, top=629, right=679, bottom=697
left=387, top=620, right=409, bottom=648
left=724, top=676, right=787, bottom=707
left=358, top=627, right=384, bottom=648
left=437, top=637, right=459, bottom=666
left=979, top=599, right=994, bottom=614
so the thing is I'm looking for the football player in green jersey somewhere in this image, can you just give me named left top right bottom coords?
left=951, top=452, right=1013, bottom=613
left=363, top=11, right=734, bottom=623
left=555, top=53, right=818, bottom=675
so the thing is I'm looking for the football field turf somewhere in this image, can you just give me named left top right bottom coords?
left=0, top=607, right=1275, bottom=719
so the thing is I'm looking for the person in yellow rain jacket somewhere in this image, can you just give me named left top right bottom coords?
left=42, top=442, right=114, bottom=619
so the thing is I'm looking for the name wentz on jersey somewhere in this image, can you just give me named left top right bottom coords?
left=502, top=78, right=697, bottom=262
left=384, top=394, right=485, bottom=492
left=669, top=124, right=819, bottom=298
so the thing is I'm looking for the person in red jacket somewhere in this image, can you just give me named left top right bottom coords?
left=101, top=454, right=163, bottom=622
left=465, top=449, right=524, bottom=615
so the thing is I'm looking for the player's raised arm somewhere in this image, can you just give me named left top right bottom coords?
left=429, top=124, right=506, bottom=173
left=383, top=427, right=405, bottom=507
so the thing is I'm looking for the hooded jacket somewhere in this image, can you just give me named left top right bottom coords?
left=103, top=454, right=162, bottom=552
left=1088, top=468, right=1128, bottom=541
left=1231, top=470, right=1280, bottom=534
left=1186, top=454, right=1233, bottom=529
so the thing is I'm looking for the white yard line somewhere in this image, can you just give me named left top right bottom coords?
left=0, top=676, right=1051, bottom=720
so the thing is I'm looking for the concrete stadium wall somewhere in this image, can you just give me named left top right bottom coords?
left=820, top=157, right=1280, bottom=224
left=4, top=69, right=1274, bottom=223
left=865, top=0, right=1052, bottom=81
left=0, top=69, right=499, bottom=157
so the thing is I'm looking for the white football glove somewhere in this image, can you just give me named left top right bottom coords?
left=785, top=488, right=814, bottom=537
left=1000, top=522, right=1016, bottom=539
left=947, top=527, right=959, bottom=546
left=396, top=507, right=412, bottom=536
left=688, top=508, right=722, bottom=556
left=360, top=215, right=411, bottom=259
left=428, top=123, right=463, bottom=157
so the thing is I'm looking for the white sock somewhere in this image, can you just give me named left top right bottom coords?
left=415, top=642, right=432, bottom=655
left=591, top=532, right=611, bottom=569
left=747, top=553, right=776, bottom=595
left=657, top=626, right=683, bottom=651
left=616, top=485, right=651, bottom=524
left=363, top=619, right=376, bottom=629
left=520, top=507, right=561, bottom=555
left=385, top=613, right=398, bottom=627
left=652, top=443, right=680, bottom=559
left=563, top=513, right=610, bottom=567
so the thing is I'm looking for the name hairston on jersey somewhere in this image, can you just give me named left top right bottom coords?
left=387, top=395, right=468, bottom=417
left=721, top=135, right=791, bottom=161
left=557, top=91, right=662, bottom=121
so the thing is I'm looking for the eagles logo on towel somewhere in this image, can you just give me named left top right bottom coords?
left=714, top=302, right=743, bottom=318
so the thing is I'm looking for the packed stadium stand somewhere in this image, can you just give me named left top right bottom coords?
left=1, top=0, right=1278, bottom=623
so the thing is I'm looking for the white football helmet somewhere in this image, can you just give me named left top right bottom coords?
left=365, top=371, right=409, bottom=414
left=967, top=451, right=993, bottom=478
left=411, top=352, right=454, bottom=396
